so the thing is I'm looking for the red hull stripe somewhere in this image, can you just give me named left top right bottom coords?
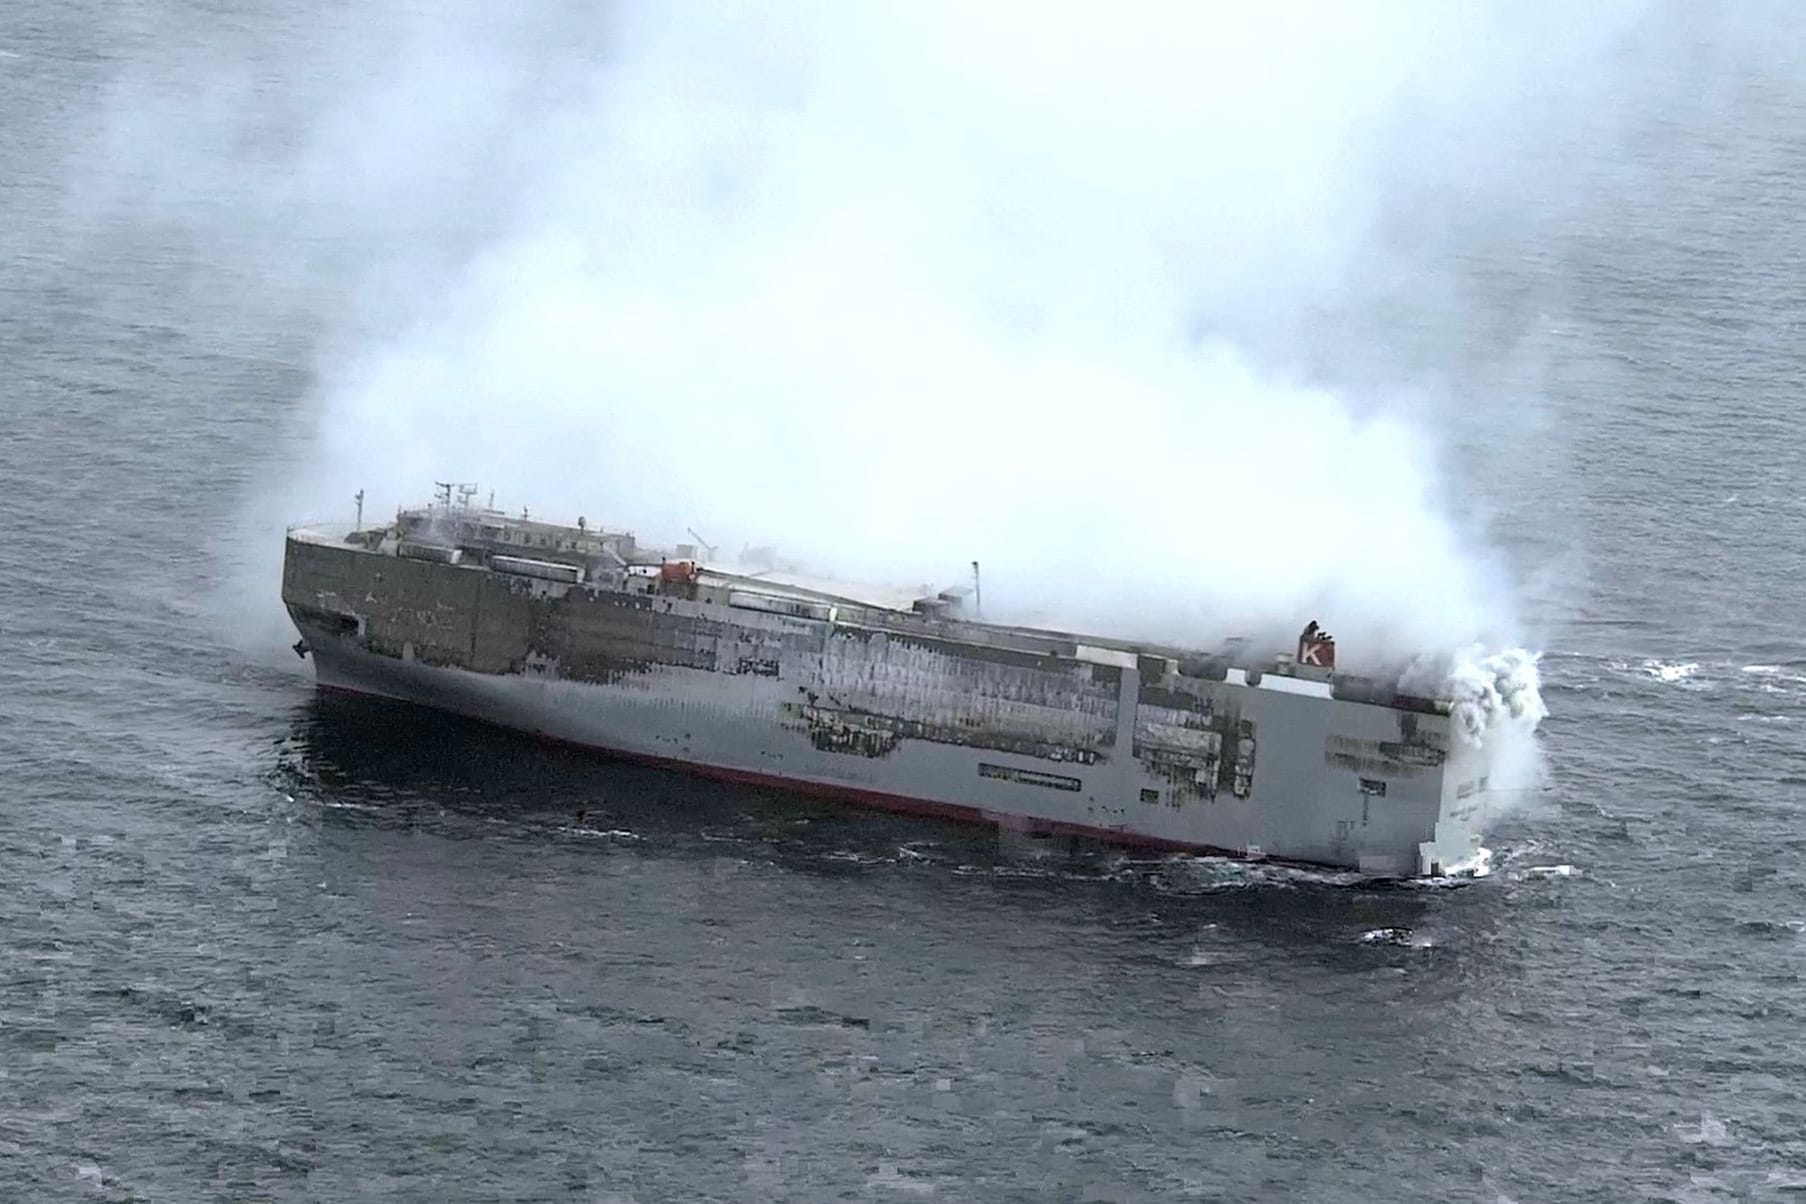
left=312, top=680, right=1335, bottom=871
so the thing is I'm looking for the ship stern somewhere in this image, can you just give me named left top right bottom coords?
left=1415, top=735, right=1508, bottom=877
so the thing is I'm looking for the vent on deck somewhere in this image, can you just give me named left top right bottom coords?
left=397, top=542, right=461, bottom=565
left=728, top=591, right=833, bottom=621
left=491, top=556, right=584, bottom=584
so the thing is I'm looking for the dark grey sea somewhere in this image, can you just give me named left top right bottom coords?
left=4, top=3, right=1805, bottom=1200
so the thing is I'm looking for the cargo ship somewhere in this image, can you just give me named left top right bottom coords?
left=282, top=487, right=1514, bottom=876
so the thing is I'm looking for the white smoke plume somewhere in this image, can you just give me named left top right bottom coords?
left=285, top=2, right=1567, bottom=670
left=75, top=0, right=1680, bottom=709
left=1427, top=646, right=1552, bottom=810
left=1404, top=647, right=1549, bottom=747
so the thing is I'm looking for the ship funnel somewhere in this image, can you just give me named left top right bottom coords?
left=1298, top=621, right=1336, bottom=669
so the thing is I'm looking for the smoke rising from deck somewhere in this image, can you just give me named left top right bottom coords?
left=80, top=0, right=1717, bottom=695
left=291, top=2, right=1565, bottom=669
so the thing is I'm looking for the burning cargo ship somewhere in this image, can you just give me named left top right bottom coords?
left=282, top=488, right=1519, bottom=876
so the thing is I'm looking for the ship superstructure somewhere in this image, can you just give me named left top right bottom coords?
left=282, top=489, right=1505, bottom=875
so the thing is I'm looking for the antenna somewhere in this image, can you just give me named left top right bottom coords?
left=433, top=481, right=478, bottom=510
left=354, top=488, right=364, bottom=533
left=686, top=527, right=719, bottom=560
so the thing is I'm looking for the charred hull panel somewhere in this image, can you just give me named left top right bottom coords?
left=283, top=521, right=1495, bottom=876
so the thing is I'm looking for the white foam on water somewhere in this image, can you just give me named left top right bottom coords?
left=312, top=798, right=380, bottom=814
left=1641, top=659, right=1702, bottom=685
left=867, top=1162, right=937, bottom=1196
left=1674, top=1115, right=1731, bottom=1147
left=1358, top=927, right=1437, bottom=948
left=1444, top=845, right=1496, bottom=879
left=1741, top=664, right=1806, bottom=688
left=1176, top=858, right=1367, bottom=890
left=563, top=825, right=642, bottom=841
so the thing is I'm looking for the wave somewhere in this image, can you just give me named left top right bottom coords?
left=1640, top=659, right=1702, bottom=685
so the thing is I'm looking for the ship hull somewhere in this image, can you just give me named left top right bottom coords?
left=305, top=629, right=1292, bottom=861
left=283, top=526, right=1496, bottom=878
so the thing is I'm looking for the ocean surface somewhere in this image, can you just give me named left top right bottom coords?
left=4, top=4, right=1806, bottom=1201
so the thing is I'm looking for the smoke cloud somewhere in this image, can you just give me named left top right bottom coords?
left=290, top=3, right=1568, bottom=666
left=77, top=0, right=1698, bottom=685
